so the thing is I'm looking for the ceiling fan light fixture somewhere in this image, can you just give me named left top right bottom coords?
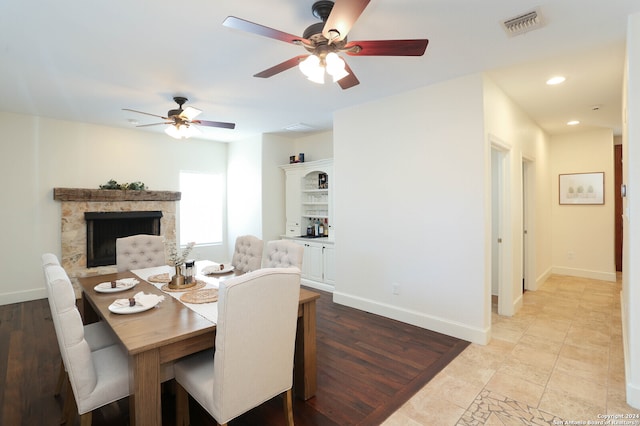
left=165, top=123, right=201, bottom=139
left=181, top=106, right=202, bottom=120
left=299, top=54, right=325, bottom=84
left=325, top=52, right=349, bottom=82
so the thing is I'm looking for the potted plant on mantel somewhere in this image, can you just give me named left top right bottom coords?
left=167, top=241, right=196, bottom=290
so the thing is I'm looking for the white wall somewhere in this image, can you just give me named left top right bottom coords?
left=0, top=111, right=228, bottom=305
left=482, top=75, right=552, bottom=316
left=262, top=134, right=295, bottom=244
left=550, top=129, right=616, bottom=281
left=333, top=74, right=490, bottom=343
left=294, top=131, right=333, bottom=161
left=622, top=12, right=640, bottom=409
left=227, top=135, right=263, bottom=261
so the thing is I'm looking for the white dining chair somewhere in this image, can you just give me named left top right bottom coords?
left=44, top=264, right=131, bottom=426
left=174, top=267, right=301, bottom=426
left=41, top=254, right=118, bottom=399
left=231, top=235, right=264, bottom=273
left=115, top=234, right=166, bottom=272
left=262, top=239, right=303, bottom=270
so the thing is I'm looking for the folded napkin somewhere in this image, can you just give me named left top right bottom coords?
left=113, top=291, right=164, bottom=308
left=96, top=278, right=139, bottom=290
left=202, top=263, right=226, bottom=274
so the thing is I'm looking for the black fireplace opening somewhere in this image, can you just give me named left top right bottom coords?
left=85, top=211, right=162, bottom=268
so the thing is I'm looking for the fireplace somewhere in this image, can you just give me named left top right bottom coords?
left=85, top=211, right=163, bottom=267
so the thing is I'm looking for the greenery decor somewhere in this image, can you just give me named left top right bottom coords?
left=99, top=179, right=147, bottom=190
left=168, top=241, right=196, bottom=267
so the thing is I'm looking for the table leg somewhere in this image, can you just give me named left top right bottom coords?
left=130, top=349, right=162, bottom=426
left=294, top=300, right=317, bottom=400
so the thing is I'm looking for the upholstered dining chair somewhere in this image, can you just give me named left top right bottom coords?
left=174, top=267, right=301, bottom=426
left=262, top=239, right=304, bottom=270
left=44, top=264, right=130, bottom=426
left=231, top=235, right=264, bottom=273
left=41, top=254, right=117, bottom=398
left=115, top=234, right=166, bottom=272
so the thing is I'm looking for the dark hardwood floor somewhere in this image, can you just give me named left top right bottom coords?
left=0, top=288, right=469, bottom=426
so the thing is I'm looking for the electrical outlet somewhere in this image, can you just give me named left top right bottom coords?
left=392, top=282, right=400, bottom=295
left=568, top=251, right=576, bottom=260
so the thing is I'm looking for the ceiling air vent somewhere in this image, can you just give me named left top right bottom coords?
left=502, top=8, right=544, bottom=37
left=284, top=123, right=315, bottom=132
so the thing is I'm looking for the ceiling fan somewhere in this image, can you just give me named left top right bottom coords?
left=222, top=0, right=429, bottom=90
left=123, top=96, right=235, bottom=139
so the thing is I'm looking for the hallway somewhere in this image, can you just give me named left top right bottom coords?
left=384, top=274, right=640, bottom=425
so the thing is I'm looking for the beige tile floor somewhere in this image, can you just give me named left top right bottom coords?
left=383, top=274, right=640, bottom=425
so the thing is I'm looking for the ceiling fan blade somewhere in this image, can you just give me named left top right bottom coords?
left=337, top=61, right=360, bottom=90
left=322, top=0, right=371, bottom=42
left=254, top=55, right=309, bottom=78
left=223, top=16, right=310, bottom=46
left=192, top=120, right=236, bottom=130
left=135, top=122, right=172, bottom=128
left=180, top=106, right=202, bottom=121
left=344, top=39, right=429, bottom=56
left=122, top=108, right=168, bottom=120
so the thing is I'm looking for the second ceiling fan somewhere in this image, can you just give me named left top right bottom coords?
left=223, top=0, right=429, bottom=90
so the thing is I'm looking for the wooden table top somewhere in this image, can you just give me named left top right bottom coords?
left=78, top=270, right=320, bottom=356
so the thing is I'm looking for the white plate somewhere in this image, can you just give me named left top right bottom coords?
left=203, top=264, right=234, bottom=275
left=108, top=301, right=158, bottom=314
left=94, top=281, right=138, bottom=293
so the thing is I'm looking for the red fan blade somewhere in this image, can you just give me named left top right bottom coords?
left=192, top=120, right=236, bottom=130
left=322, top=0, right=371, bottom=42
left=223, top=16, right=310, bottom=46
left=337, top=61, right=360, bottom=90
left=254, top=55, right=309, bottom=78
left=122, top=108, right=168, bottom=120
left=135, top=122, right=171, bottom=128
left=344, top=39, right=429, bottom=56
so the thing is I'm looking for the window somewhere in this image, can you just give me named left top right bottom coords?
left=179, top=171, right=223, bottom=246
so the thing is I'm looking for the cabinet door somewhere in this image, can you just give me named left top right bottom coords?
left=285, top=170, right=302, bottom=236
left=303, top=242, right=323, bottom=282
left=322, top=245, right=335, bottom=285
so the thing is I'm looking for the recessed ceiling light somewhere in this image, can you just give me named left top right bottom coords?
left=567, top=120, right=580, bottom=126
left=546, top=76, right=566, bottom=85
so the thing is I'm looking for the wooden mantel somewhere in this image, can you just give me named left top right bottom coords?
left=53, top=187, right=181, bottom=202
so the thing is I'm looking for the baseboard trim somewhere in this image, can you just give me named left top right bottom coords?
left=551, top=266, right=616, bottom=282
left=621, top=291, right=640, bottom=409
left=533, top=267, right=553, bottom=291
left=301, top=279, right=334, bottom=293
left=333, top=291, right=489, bottom=345
left=0, top=288, right=47, bottom=306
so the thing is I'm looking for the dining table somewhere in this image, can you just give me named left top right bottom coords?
left=78, top=264, right=320, bottom=426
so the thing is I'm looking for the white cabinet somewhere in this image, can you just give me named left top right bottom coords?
left=281, top=159, right=333, bottom=238
left=291, top=239, right=335, bottom=292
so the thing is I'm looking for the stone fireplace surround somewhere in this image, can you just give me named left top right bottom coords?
left=53, top=188, right=181, bottom=295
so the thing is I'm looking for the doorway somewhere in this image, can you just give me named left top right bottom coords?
left=615, top=144, right=623, bottom=271
left=491, top=142, right=513, bottom=316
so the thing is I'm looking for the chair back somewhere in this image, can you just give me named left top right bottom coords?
left=231, top=235, right=263, bottom=273
left=42, top=252, right=61, bottom=267
left=212, top=268, right=301, bottom=423
left=43, top=265, right=99, bottom=412
left=262, top=240, right=303, bottom=269
left=115, top=234, right=166, bottom=272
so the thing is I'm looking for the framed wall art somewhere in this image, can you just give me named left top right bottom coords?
left=559, top=172, right=604, bottom=205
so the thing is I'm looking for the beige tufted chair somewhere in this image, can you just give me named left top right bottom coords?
left=231, top=235, right=264, bottom=273
left=41, top=254, right=118, bottom=401
left=44, top=264, right=130, bottom=426
left=115, top=234, right=166, bottom=272
left=174, top=268, right=301, bottom=426
left=262, top=240, right=303, bottom=270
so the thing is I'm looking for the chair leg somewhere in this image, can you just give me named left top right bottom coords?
left=55, top=359, right=66, bottom=397
left=61, top=378, right=75, bottom=425
left=175, top=382, right=190, bottom=426
left=282, top=388, right=294, bottom=426
left=79, top=412, right=92, bottom=426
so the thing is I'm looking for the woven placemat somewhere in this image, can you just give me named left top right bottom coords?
left=161, top=280, right=206, bottom=292
left=180, top=288, right=219, bottom=304
left=148, top=273, right=171, bottom=283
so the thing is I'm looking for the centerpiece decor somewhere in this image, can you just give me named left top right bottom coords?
left=168, top=241, right=196, bottom=290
